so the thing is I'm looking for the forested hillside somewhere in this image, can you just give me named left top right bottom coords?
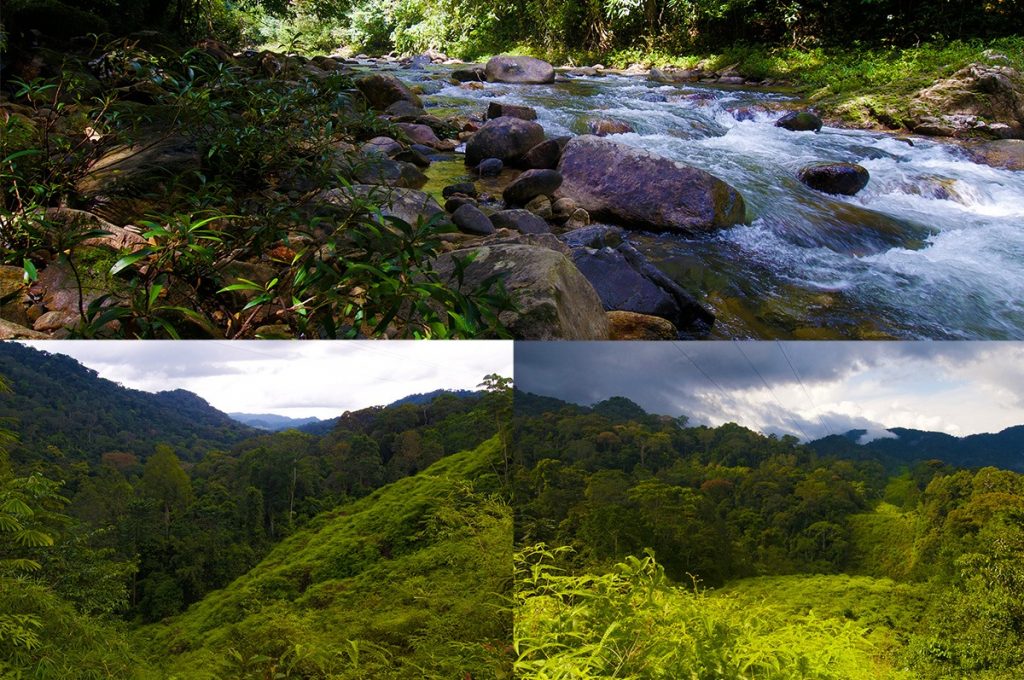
left=0, top=347, right=512, bottom=677
left=141, top=439, right=511, bottom=679
left=514, top=392, right=1024, bottom=678
left=0, top=341, right=255, bottom=464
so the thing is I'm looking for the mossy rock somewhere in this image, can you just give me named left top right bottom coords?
left=0, top=110, right=39, bottom=156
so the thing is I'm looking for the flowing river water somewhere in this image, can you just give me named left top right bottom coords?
left=392, top=65, right=1024, bottom=340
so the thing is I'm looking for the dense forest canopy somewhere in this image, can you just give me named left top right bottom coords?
left=5, top=0, right=1023, bottom=57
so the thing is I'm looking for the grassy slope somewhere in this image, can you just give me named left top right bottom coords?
left=140, top=438, right=512, bottom=679
left=722, top=573, right=929, bottom=671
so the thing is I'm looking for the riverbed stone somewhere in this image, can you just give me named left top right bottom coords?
left=967, top=139, right=1024, bottom=170
left=0, top=318, right=49, bottom=339
left=451, top=204, right=495, bottom=235
left=776, top=111, right=823, bottom=132
left=491, top=209, right=551, bottom=234
left=486, top=102, right=537, bottom=121
left=477, top=158, right=504, bottom=176
left=385, top=100, right=427, bottom=119
left=569, top=240, right=714, bottom=333
left=452, top=67, right=486, bottom=82
left=525, top=195, right=553, bottom=219
left=503, top=169, right=563, bottom=205
left=909, top=63, right=1024, bottom=138
left=607, top=311, right=678, bottom=340
left=798, top=162, right=871, bottom=196
left=397, top=123, right=442, bottom=148
left=432, top=243, right=610, bottom=339
left=354, top=73, right=422, bottom=110
left=588, top=119, right=634, bottom=136
left=552, top=197, right=577, bottom=217
left=393, top=148, right=431, bottom=167
left=484, top=55, right=555, bottom=84
left=445, top=196, right=477, bottom=212
left=564, top=208, right=590, bottom=229
left=649, top=67, right=699, bottom=83
left=442, top=182, right=477, bottom=199
left=557, top=135, right=747, bottom=233
left=465, top=116, right=546, bottom=166
left=560, top=224, right=624, bottom=250
left=361, top=136, right=403, bottom=157
left=348, top=156, right=427, bottom=189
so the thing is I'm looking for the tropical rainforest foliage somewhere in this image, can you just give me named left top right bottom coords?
left=513, top=391, right=1024, bottom=679
left=8, top=0, right=1022, bottom=58
left=0, top=344, right=512, bottom=678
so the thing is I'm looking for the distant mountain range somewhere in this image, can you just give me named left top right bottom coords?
left=516, top=390, right=1024, bottom=472
left=808, top=426, right=1024, bottom=472
left=227, top=413, right=324, bottom=431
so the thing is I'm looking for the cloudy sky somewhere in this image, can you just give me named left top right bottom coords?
left=516, top=342, right=1024, bottom=441
left=19, top=341, right=513, bottom=419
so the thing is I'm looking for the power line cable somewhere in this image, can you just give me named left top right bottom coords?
left=732, top=340, right=812, bottom=442
left=671, top=342, right=734, bottom=408
left=776, top=340, right=836, bottom=437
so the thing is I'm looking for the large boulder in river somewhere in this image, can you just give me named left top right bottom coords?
left=465, top=116, right=546, bottom=166
left=776, top=111, right=823, bottom=132
left=355, top=73, right=422, bottom=110
left=568, top=239, right=714, bottom=334
left=432, top=243, right=610, bottom=339
left=798, top=162, right=870, bottom=196
left=485, top=55, right=555, bottom=84
left=557, top=135, right=747, bottom=233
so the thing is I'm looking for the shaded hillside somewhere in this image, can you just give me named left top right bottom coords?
left=0, top=342, right=255, bottom=465
left=141, top=438, right=512, bottom=679
left=810, top=426, right=1024, bottom=471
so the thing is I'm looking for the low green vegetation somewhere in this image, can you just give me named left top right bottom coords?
left=0, top=40, right=514, bottom=339
left=516, top=546, right=905, bottom=679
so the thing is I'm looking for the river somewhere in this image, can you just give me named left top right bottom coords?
left=392, top=64, right=1024, bottom=340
